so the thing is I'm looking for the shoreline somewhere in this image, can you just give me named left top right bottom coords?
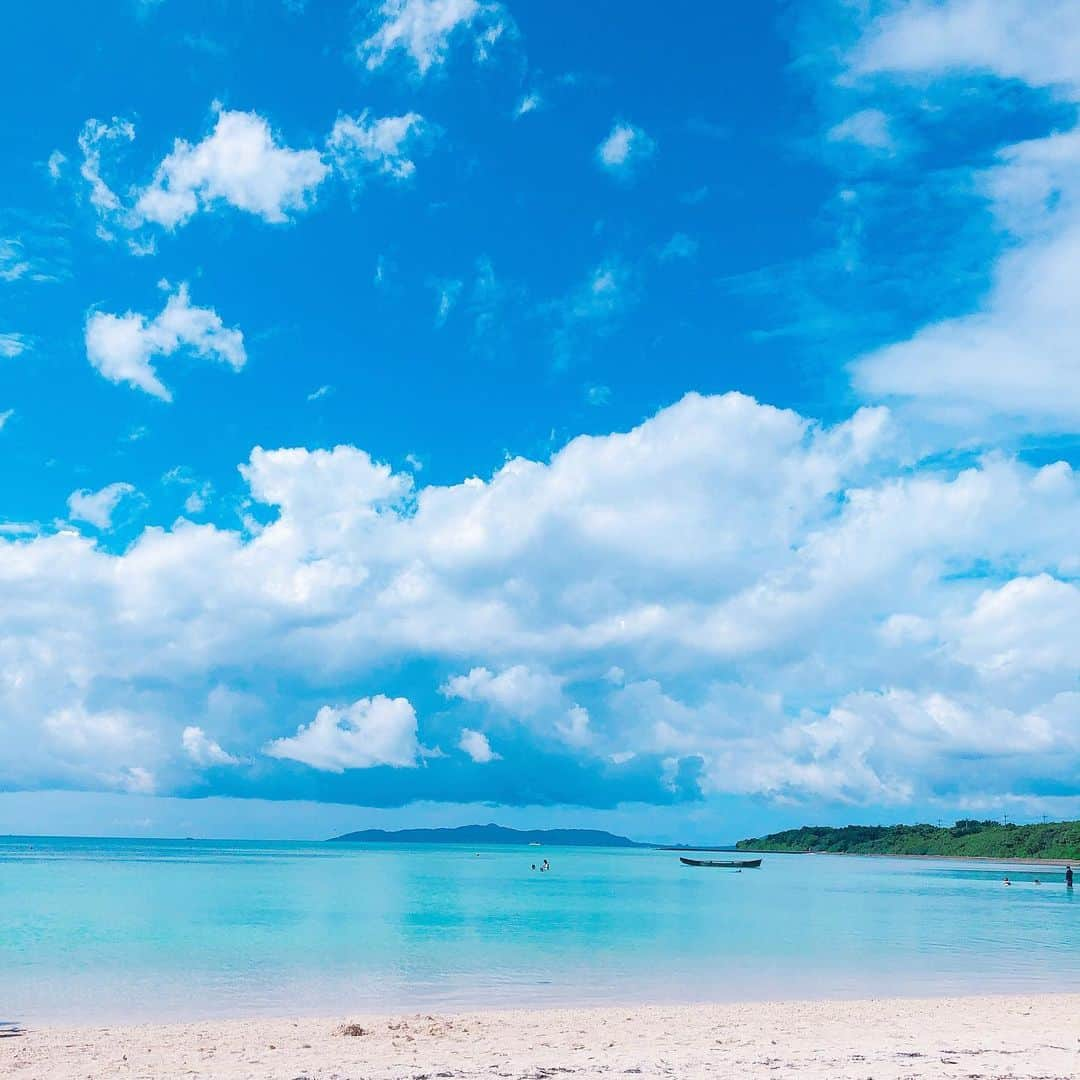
left=739, top=849, right=1077, bottom=866
left=4, top=993, right=1079, bottom=1079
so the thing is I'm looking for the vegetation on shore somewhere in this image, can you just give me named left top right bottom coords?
left=736, top=819, right=1080, bottom=860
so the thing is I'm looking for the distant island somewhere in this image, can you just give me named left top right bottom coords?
left=328, top=823, right=646, bottom=847
left=737, top=819, right=1080, bottom=860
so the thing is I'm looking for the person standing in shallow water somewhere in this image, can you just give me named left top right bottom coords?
left=1067, top=865, right=1074, bottom=888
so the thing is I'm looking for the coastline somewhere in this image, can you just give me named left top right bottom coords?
left=4, top=994, right=1078, bottom=1079
left=740, top=849, right=1077, bottom=866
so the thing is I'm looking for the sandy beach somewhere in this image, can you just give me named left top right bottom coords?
left=3, top=994, right=1078, bottom=1079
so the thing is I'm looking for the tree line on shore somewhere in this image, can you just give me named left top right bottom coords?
left=735, top=819, right=1080, bottom=859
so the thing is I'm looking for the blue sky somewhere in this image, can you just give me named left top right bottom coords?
left=3, top=0, right=1080, bottom=842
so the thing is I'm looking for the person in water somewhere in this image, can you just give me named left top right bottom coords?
left=541, top=859, right=550, bottom=872
left=1067, top=865, right=1074, bottom=887
left=1003, top=877, right=1011, bottom=886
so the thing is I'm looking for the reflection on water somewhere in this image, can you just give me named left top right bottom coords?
left=1, top=837, right=1077, bottom=1023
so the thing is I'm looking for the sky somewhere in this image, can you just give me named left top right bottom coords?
left=2, top=0, right=1080, bottom=843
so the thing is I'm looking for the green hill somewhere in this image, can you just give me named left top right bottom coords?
left=328, top=824, right=645, bottom=847
left=736, top=819, right=1080, bottom=860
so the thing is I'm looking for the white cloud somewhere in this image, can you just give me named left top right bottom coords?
left=84, top=282, right=246, bottom=400
left=444, top=666, right=592, bottom=748
left=41, top=705, right=158, bottom=795
left=360, top=0, right=509, bottom=75
left=827, top=108, right=894, bottom=152
left=307, top=384, right=333, bottom=402
left=1, top=236, right=63, bottom=285
left=5, top=390, right=1080, bottom=807
left=659, top=233, right=698, bottom=261
left=443, top=665, right=564, bottom=715
left=0, top=333, right=29, bottom=358
left=265, top=696, right=420, bottom=772
left=127, top=236, right=157, bottom=258
left=432, top=278, right=463, bottom=325
left=327, top=111, right=426, bottom=184
left=849, top=0, right=1080, bottom=93
left=67, top=482, right=136, bottom=530
left=845, top=1, right=1080, bottom=430
left=0, top=239, right=30, bottom=282
left=0, top=409, right=12, bottom=431
left=78, top=117, right=135, bottom=217
left=515, top=92, right=542, bottom=118
left=459, top=727, right=499, bottom=762
left=551, top=260, right=630, bottom=365
left=133, top=107, right=329, bottom=229
left=47, top=150, right=67, bottom=180
left=182, top=725, right=239, bottom=767
left=183, top=489, right=208, bottom=515
left=556, top=704, right=592, bottom=748
left=163, top=466, right=212, bottom=517
left=597, top=122, right=655, bottom=173
left=852, top=130, right=1080, bottom=427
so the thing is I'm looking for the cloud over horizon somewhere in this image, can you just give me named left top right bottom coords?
left=3, top=389, right=1079, bottom=814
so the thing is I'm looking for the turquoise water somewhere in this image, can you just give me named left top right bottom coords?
left=2, top=837, right=1078, bottom=1023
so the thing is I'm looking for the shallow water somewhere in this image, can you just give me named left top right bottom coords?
left=1, top=836, right=1077, bottom=1023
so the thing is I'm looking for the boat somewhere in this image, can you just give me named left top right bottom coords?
left=679, top=856, right=762, bottom=868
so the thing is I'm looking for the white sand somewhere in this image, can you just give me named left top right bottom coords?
left=3, top=994, right=1078, bottom=1079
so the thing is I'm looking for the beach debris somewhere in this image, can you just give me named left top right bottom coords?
left=338, top=1023, right=370, bottom=1037
left=0, top=1024, right=24, bottom=1039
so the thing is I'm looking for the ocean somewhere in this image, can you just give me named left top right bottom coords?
left=2, top=836, right=1077, bottom=1024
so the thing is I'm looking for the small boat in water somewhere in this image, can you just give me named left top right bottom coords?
left=679, top=856, right=762, bottom=869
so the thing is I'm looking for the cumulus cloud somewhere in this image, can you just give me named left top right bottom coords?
left=4, top=390, right=1080, bottom=810
left=0, top=408, right=12, bottom=431
left=459, top=727, right=499, bottom=762
left=79, top=106, right=423, bottom=238
left=597, top=121, right=655, bottom=174
left=84, top=282, right=245, bottom=400
left=265, top=696, right=420, bottom=772
left=40, top=705, right=158, bottom=795
left=359, top=0, right=510, bottom=75
left=182, top=726, right=239, bottom=767
left=67, top=482, right=136, bottom=530
left=133, top=107, right=329, bottom=229
left=327, top=111, right=426, bottom=184
left=444, top=666, right=594, bottom=749
left=443, top=665, right=564, bottom=716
